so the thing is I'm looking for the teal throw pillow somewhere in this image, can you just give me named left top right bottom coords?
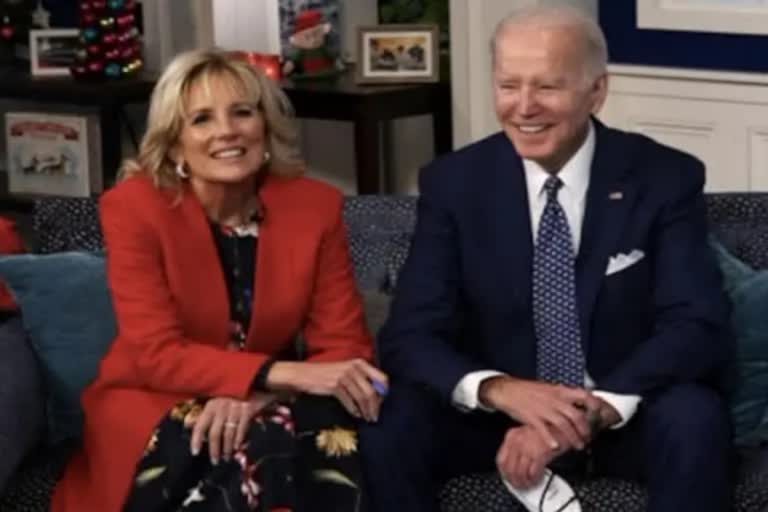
left=0, top=252, right=116, bottom=444
left=709, top=238, right=768, bottom=446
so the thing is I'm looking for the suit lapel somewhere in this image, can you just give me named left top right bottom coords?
left=246, top=177, right=290, bottom=347
left=576, top=123, right=636, bottom=344
left=177, top=186, right=230, bottom=343
left=490, top=136, right=533, bottom=306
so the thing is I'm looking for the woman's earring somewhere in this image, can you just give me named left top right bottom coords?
left=263, top=151, right=271, bottom=164
left=175, top=162, right=189, bottom=179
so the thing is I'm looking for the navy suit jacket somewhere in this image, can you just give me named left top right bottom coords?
left=379, top=122, right=730, bottom=402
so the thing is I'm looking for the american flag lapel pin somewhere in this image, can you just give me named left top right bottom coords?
left=609, top=191, right=623, bottom=200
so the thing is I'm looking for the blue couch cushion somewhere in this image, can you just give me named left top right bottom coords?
left=0, top=252, right=115, bottom=444
left=710, top=239, right=768, bottom=446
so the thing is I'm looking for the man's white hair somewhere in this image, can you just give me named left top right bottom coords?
left=490, top=5, right=608, bottom=81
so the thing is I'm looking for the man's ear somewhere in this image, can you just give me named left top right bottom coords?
left=589, top=73, right=609, bottom=115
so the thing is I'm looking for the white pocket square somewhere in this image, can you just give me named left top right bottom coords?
left=606, top=249, right=645, bottom=276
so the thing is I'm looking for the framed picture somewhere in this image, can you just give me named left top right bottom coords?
left=5, top=112, right=103, bottom=197
left=29, top=28, right=80, bottom=77
left=637, top=0, right=768, bottom=36
left=356, top=24, right=439, bottom=84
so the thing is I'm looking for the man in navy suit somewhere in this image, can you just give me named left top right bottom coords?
left=360, top=5, right=731, bottom=512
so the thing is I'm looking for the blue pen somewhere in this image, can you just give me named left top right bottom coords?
left=371, top=379, right=388, bottom=396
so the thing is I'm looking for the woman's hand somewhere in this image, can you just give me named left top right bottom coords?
left=189, top=392, right=275, bottom=464
left=268, top=359, right=388, bottom=422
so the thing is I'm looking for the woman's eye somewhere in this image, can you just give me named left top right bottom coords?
left=234, top=108, right=254, bottom=117
left=190, top=113, right=209, bottom=125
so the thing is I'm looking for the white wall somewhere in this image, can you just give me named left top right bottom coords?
left=142, top=0, right=213, bottom=72
left=600, top=65, right=768, bottom=192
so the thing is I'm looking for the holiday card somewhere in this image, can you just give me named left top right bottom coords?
left=5, top=112, right=102, bottom=197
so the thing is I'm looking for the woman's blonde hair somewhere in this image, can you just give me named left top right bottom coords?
left=120, top=48, right=304, bottom=187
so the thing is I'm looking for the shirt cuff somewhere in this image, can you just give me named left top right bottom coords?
left=592, top=390, right=641, bottom=429
left=451, top=370, right=505, bottom=412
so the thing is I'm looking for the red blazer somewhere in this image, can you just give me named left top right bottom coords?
left=52, top=174, right=373, bottom=512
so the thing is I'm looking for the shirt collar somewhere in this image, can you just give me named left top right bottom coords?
left=523, top=121, right=595, bottom=201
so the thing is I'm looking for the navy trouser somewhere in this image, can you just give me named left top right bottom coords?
left=360, top=381, right=732, bottom=512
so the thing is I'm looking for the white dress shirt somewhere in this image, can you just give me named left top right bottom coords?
left=451, top=122, right=641, bottom=429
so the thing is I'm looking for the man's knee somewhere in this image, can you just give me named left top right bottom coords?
left=359, top=382, right=437, bottom=459
left=645, top=384, right=730, bottom=461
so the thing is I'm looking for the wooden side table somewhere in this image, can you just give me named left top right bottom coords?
left=282, top=71, right=452, bottom=194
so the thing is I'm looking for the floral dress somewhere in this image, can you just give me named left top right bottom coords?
left=122, top=220, right=364, bottom=512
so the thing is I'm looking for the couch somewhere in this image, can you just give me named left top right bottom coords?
left=0, top=192, right=767, bottom=512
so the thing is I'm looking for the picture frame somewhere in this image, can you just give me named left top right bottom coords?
left=29, top=29, right=80, bottom=77
left=5, top=112, right=103, bottom=197
left=637, top=0, right=768, bottom=36
left=356, top=24, right=439, bottom=84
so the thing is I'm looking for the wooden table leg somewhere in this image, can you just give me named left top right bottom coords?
left=99, top=105, right=122, bottom=188
left=433, top=85, right=453, bottom=155
left=354, top=117, right=381, bottom=195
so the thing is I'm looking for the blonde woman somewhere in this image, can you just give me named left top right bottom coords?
left=51, top=49, right=387, bottom=512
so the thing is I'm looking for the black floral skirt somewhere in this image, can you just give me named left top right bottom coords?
left=122, top=396, right=363, bottom=512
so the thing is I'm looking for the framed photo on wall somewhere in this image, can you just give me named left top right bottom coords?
left=29, top=28, right=80, bottom=77
left=5, top=112, right=103, bottom=197
left=356, top=24, right=439, bottom=84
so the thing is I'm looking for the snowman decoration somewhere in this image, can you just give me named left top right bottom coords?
left=282, top=9, right=342, bottom=80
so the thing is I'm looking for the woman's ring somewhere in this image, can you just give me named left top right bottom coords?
left=224, top=421, right=237, bottom=429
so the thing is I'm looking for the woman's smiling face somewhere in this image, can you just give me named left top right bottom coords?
left=174, top=72, right=267, bottom=185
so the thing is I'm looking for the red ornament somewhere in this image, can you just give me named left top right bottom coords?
left=116, top=13, right=134, bottom=28
left=0, top=25, right=13, bottom=41
left=86, top=43, right=101, bottom=55
left=81, top=12, right=97, bottom=24
left=79, top=1, right=92, bottom=12
left=88, top=60, right=105, bottom=73
left=92, top=0, right=107, bottom=11
left=0, top=17, right=14, bottom=40
left=117, top=28, right=136, bottom=43
left=102, top=32, right=117, bottom=45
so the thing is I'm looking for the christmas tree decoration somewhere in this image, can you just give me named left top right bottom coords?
left=282, top=8, right=343, bottom=80
left=30, top=0, right=49, bottom=28
left=71, top=0, right=142, bottom=80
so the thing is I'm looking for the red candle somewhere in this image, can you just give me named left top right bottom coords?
left=260, top=54, right=281, bottom=81
left=232, top=52, right=282, bottom=81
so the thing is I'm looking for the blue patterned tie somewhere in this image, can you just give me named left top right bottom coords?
left=533, top=176, right=585, bottom=386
